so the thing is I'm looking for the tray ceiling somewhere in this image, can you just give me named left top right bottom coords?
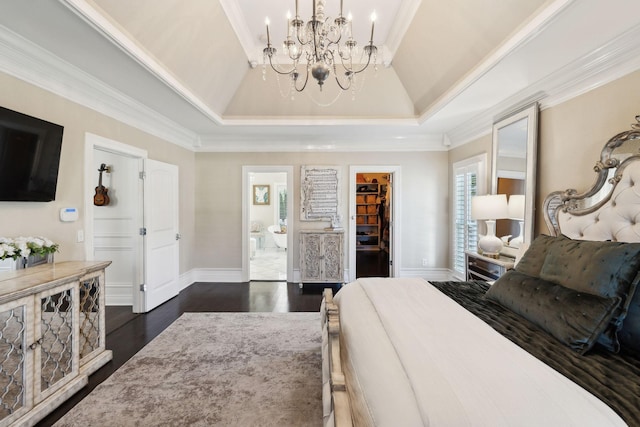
left=1, top=0, right=640, bottom=151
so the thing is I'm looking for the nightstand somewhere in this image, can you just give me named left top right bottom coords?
left=465, top=250, right=514, bottom=282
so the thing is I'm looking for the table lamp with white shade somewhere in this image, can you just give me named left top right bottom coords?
left=507, top=194, right=525, bottom=248
left=471, top=194, right=509, bottom=258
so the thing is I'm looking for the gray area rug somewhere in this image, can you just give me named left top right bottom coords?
left=56, top=313, right=322, bottom=426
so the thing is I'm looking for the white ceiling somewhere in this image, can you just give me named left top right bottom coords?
left=1, top=0, right=640, bottom=152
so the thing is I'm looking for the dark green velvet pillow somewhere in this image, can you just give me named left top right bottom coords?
left=514, top=234, right=560, bottom=277
left=619, top=291, right=640, bottom=356
left=539, top=238, right=640, bottom=352
left=486, top=270, right=621, bottom=354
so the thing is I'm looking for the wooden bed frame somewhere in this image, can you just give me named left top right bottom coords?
left=322, top=115, right=640, bottom=427
left=322, top=288, right=352, bottom=427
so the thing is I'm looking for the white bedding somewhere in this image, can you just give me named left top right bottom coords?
left=334, top=277, right=626, bottom=427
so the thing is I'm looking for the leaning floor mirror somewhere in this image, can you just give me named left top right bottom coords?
left=491, top=102, right=539, bottom=256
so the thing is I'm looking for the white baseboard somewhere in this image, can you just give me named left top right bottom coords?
left=105, top=282, right=134, bottom=306
left=105, top=295, right=133, bottom=306
left=179, top=270, right=196, bottom=291
left=192, top=268, right=243, bottom=283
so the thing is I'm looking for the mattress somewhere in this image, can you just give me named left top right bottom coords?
left=432, top=279, right=640, bottom=426
left=334, top=277, right=636, bottom=426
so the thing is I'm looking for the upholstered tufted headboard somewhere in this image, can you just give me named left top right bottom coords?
left=544, top=116, right=640, bottom=242
left=543, top=115, right=640, bottom=356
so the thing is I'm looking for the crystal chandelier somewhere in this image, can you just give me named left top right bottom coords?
left=263, top=0, right=378, bottom=93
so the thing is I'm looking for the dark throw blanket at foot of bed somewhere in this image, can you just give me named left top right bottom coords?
left=429, top=280, right=640, bottom=426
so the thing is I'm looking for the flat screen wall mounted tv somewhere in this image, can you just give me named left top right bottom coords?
left=0, top=106, right=64, bottom=202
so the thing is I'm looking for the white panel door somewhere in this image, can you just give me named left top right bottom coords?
left=92, top=150, right=142, bottom=307
left=143, top=159, right=179, bottom=312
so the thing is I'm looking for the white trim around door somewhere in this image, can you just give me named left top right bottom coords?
left=348, top=165, right=401, bottom=282
left=84, top=133, right=148, bottom=312
left=241, top=166, right=294, bottom=283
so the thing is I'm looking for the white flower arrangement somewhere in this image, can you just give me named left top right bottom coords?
left=0, top=236, right=59, bottom=261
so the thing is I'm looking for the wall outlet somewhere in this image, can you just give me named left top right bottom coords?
left=422, top=258, right=428, bottom=267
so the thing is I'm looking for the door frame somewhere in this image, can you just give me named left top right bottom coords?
left=84, top=133, right=147, bottom=312
left=349, top=165, right=401, bottom=282
left=242, top=166, right=294, bottom=282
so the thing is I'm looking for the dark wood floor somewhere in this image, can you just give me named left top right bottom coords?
left=36, top=282, right=330, bottom=427
left=357, top=249, right=390, bottom=277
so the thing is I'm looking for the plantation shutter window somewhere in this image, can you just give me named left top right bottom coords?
left=452, top=155, right=486, bottom=277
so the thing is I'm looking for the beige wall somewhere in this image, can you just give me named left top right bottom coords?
left=448, top=69, right=640, bottom=263
left=0, top=72, right=196, bottom=273
left=4, top=65, right=637, bottom=278
left=195, top=151, right=450, bottom=271
left=537, top=69, right=640, bottom=235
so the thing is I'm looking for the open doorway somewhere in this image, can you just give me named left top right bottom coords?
left=349, top=165, right=401, bottom=282
left=243, top=166, right=293, bottom=283
left=354, top=172, right=392, bottom=278
left=86, top=134, right=180, bottom=317
left=249, top=172, right=287, bottom=281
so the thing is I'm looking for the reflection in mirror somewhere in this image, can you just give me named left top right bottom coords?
left=495, top=118, right=526, bottom=245
left=610, top=136, right=640, bottom=161
left=572, top=168, right=615, bottom=211
left=569, top=148, right=636, bottom=212
left=491, top=103, right=538, bottom=252
left=574, top=135, right=640, bottom=211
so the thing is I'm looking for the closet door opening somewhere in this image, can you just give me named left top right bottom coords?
left=354, top=172, right=393, bottom=278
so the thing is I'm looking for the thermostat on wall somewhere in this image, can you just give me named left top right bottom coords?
left=60, top=207, right=79, bottom=222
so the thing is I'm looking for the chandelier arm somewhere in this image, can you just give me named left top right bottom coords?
left=325, top=39, right=342, bottom=53
left=288, top=52, right=303, bottom=62
left=324, top=18, right=342, bottom=46
left=296, top=30, right=313, bottom=46
left=334, top=74, right=352, bottom=91
left=295, top=32, right=311, bottom=46
left=267, top=55, right=299, bottom=76
left=294, top=67, right=311, bottom=92
left=339, top=44, right=375, bottom=75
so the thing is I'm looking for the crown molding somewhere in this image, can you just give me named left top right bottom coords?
left=417, top=0, right=574, bottom=126
left=384, top=0, right=422, bottom=63
left=446, top=22, right=640, bottom=148
left=196, top=133, right=445, bottom=152
left=538, top=23, right=640, bottom=110
left=59, top=0, right=224, bottom=126
left=220, top=116, right=419, bottom=126
left=0, top=21, right=434, bottom=154
left=219, top=0, right=257, bottom=63
left=3, top=1, right=640, bottom=154
left=0, top=25, right=198, bottom=150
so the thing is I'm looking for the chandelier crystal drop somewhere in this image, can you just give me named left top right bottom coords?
left=262, top=0, right=378, bottom=93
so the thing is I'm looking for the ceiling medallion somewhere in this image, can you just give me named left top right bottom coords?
left=262, top=0, right=378, bottom=96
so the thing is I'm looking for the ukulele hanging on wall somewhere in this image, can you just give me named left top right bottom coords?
left=93, top=163, right=111, bottom=206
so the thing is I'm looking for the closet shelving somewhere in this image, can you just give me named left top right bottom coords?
left=356, top=183, right=380, bottom=251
